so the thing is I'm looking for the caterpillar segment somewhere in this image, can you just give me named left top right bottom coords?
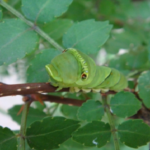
left=45, top=48, right=128, bottom=93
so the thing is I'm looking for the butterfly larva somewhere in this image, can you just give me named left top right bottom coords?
left=45, top=48, right=128, bottom=92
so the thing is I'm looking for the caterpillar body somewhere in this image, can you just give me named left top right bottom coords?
left=45, top=48, right=128, bottom=93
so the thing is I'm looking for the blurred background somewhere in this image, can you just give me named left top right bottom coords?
left=0, top=0, right=150, bottom=149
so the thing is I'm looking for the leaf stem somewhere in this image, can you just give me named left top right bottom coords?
left=0, top=0, right=64, bottom=52
left=102, top=95, right=120, bottom=150
left=18, top=101, right=30, bottom=150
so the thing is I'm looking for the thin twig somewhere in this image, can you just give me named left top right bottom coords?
left=102, top=95, right=120, bottom=150
left=18, top=101, right=30, bottom=150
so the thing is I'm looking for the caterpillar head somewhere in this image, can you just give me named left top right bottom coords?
left=45, top=48, right=96, bottom=87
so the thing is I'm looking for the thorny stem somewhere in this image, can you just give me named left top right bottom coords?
left=18, top=101, right=30, bottom=150
left=0, top=0, right=64, bottom=51
left=102, top=95, right=120, bottom=150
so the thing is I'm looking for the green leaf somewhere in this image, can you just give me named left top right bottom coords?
left=26, top=117, right=80, bottom=150
left=77, top=100, right=104, bottom=122
left=110, top=91, right=141, bottom=118
left=0, top=126, right=17, bottom=150
left=0, top=7, right=2, bottom=21
left=138, top=71, right=150, bottom=108
left=63, top=19, right=112, bottom=54
left=8, top=105, right=46, bottom=127
left=57, top=138, right=100, bottom=150
left=0, top=19, right=39, bottom=66
left=73, top=121, right=111, bottom=147
left=41, top=19, right=73, bottom=40
left=118, top=119, right=150, bottom=148
left=27, top=49, right=61, bottom=82
left=61, top=105, right=78, bottom=120
left=22, top=0, right=73, bottom=23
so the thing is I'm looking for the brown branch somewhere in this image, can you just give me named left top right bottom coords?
left=23, top=94, right=86, bottom=106
left=0, top=82, right=69, bottom=97
left=0, top=82, right=142, bottom=107
left=1, top=82, right=150, bottom=124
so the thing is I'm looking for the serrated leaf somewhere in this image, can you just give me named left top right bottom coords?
left=8, top=105, right=46, bottom=127
left=77, top=100, right=104, bottom=122
left=110, top=91, right=141, bottom=118
left=0, top=7, right=2, bottom=21
left=27, top=49, right=61, bottom=82
left=22, top=0, right=73, bottom=23
left=138, top=71, right=150, bottom=108
left=63, top=19, right=112, bottom=54
left=41, top=19, right=73, bottom=40
left=57, top=138, right=100, bottom=150
left=73, top=121, right=111, bottom=147
left=61, top=105, right=78, bottom=120
left=0, top=19, right=39, bottom=66
left=118, top=119, right=150, bottom=148
left=0, top=126, right=17, bottom=150
left=26, top=117, right=80, bottom=150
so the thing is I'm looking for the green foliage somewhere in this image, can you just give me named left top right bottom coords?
left=104, top=29, right=145, bottom=54
left=57, top=138, right=100, bottom=150
left=109, top=48, right=148, bottom=73
left=110, top=91, right=141, bottom=118
left=77, top=100, right=104, bottom=122
left=26, top=117, right=80, bottom=149
left=0, top=19, right=39, bottom=65
left=118, top=119, right=150, bottom=148
left=0, top=0, right=150, bottom=149
left=27, top=48, right=61, bottom=82
left=0, top=6, right=2, bottom=21
left=60, top=105, right=79, bottom=120
left=0, top=126, right=17, bottom=150
left=73, top=121, right=111, bottom=147
left=138, top=71, right=150, bottom=108
left=124, top=1, right=150, bottom=20
left=8, top=105, right=47, bottom=127
left=22, top=0, right=73, bottom=23
left=40, top=19, right=73, bottom=40
left=63, top=20, right=112, bottom=54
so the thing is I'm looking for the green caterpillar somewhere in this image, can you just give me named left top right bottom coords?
left=45, top=48, right=128, bottom=93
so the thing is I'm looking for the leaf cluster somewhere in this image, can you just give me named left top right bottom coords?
left=0, top=0, right=150, bottom=150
